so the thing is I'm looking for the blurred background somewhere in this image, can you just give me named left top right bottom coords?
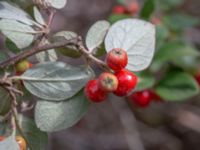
left=1, top=0, right=200, bottom=150
left=45, top=0, right=200, bottom=150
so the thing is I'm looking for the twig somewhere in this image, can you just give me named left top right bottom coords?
left=0, top=38, right=78, bottom=68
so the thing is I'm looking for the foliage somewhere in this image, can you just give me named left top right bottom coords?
left=0, top=0, right=199, bottom=149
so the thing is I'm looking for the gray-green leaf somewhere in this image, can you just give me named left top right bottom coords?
left=105, top=19, right=155, bottom=72
left=86, top=20, right=110, bottom=52
left=0, top=1, right=35, bottom=26
left=53, top=31, right=81, bottom=58
left=35, top=91, right=90, bottom=132
left=22, top=62, right=94, bottom=101
left=0, top=19, right=35, bottom=49
left=33, top=6, right=46, bottom=26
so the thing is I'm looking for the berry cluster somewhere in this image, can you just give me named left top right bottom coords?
left=0, top=136, right=26, bottom=150
left=84, top=48, right=138, bottom=103
left=112, top=1, right=139, bottom=15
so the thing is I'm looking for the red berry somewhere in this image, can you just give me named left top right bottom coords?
left=114, top=70, right=137, bottom=96
left=149, top=90, right=162, bottom=102
left=130, top=90, right=151, bottom=107
left=98, top=72, right=118, bottom=92
left=126, top=2, right=139, bottom=14
left=0, top=136, right=5, bottom=141
left=195, top=74, right=200, bottom=86
left=106, top=48, right=128, bottom=71
left=84, top=79, right=107, bottom=103
left=112, top=5, right=126, bottom=14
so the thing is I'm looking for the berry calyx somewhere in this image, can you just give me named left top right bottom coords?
left=15, top=59, right=32, bottom=75
left=112, top=5, right=126, bottom=14
left=106, top=48, right=128, bottom=71
left=129, top=90, right=151, bottom=107
left=16, top=136, right=26, bottom=150
left=98, top=72, right=118, bottom=92
left=114, top=70, right=137, bottom=96
left=84, top=79, right=107, bottom=103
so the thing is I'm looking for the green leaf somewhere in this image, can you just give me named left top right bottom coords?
left=33, top=6, right=46, bottom=26
left=155, top=42, right=199, bottom=63
left=108, top=14, right=131, bottom=24
left=140, top=0, right=155, bottom=20
left=163, top=13, right=200, bottom=31
left=135, top=72, right=155, bottom=91
left=156, top=24, right=169, bottom=49
left=158, top=0, right=184, bottom=11
left=35, top=91, right=90, bottom=132
left=19, top=116, right=48, bottom=150
left=0, top=1, right=35, bottom=26
left=0, top=19, right=35, bottom=49
left=86, top=20, right=110, bottom=52
left=172, top=56, right=200, bottom=73
left=0, top=135, right=20, bottom=150
left=155, top=71, right=199, bottom=101
left=53, top=31, right=81, bottom=58
left=117, top=0, right=125, bottom=5
left=47, top=0, right=67, bottom=9
left=105, top=19, right=156, bottom=72
left=0, top=51, right=8, bottom=63
left=22, top=62, right=94, bottom=101
left=92, top=45, right=106, bottom=57
left=0, top=87, right=11, bottom=115
left=5, top=38, right=20, bottom=54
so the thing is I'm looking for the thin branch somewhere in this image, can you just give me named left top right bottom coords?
left=0, top=38, right=79, bottom=68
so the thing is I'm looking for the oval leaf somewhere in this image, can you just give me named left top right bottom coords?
left=53, top=31, right=81, bottom=58
left=0, top=19, right=35, bottom=49
left=46, top=0, right=67, bottom=9
left=35, top=91, right=90, bottom=132
left=140, top=0, right=155, bottom=20
left=0, top=1, right=35, bottom=26
left=22, top=62, right=94, bottom=101
left=155, top=72, right=199, bottom=101
left=86, top=20, right=110, bottom=52
left=105, top=19, right=156, bottom=72
left=33, top=6, right=46, bottom=25
left=0, top=87, right=11, bottom=115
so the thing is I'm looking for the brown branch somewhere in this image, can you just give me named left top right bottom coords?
left=0, top=38, right=79, bottom=69
left=0, top=37, right=108, bottom=71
